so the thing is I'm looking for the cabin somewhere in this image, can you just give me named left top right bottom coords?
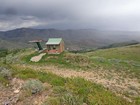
left=46, top=38, right=64, bottom=54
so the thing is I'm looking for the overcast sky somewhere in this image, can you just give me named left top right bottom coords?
left=0, top=0, right=140, bottom=31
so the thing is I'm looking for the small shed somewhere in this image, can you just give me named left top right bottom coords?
left=29, top=40, right=43, bottom=51
left=46, top=38, right=64, bottom=54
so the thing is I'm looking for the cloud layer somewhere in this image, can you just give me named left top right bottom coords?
left=0, top=0, right=140, bottom=31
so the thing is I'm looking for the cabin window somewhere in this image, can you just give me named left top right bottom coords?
left=53, top=45, right=56, bottom=49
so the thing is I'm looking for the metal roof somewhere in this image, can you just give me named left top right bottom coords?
left=46, top=38, right=62, bottom=45
left=29, top=40, right=43, bottom=43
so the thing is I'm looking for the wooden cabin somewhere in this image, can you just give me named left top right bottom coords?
left=46, top=38, right=64, bottom=54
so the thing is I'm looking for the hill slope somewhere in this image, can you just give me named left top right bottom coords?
left=0, top=44, right=139, bottom=104
left=0, top=36, right=140, bottom=104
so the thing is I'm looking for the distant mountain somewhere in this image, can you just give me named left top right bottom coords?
left=0, top=28, right=140, bottom=50
left=99, top=40, right=140, bottom=49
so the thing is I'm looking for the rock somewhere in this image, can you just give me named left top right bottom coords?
left=11, top=94, right=20, bottom=104
left=14, top=89, right=20, bottom=94
left=3, top=101, right=10, bottom=105
left=83, top=103, right=87, bottom=105
left=128, top=90, right=138, bottom=97
left=34, top=101, right=38, bottom=105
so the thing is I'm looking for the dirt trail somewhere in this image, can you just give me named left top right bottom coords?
left=30, top=53, right=46, bottom=62
left=14, top=64, right=140, bottom=101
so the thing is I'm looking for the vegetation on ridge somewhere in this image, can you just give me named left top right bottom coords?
left=0, top=44, right=140, bottom=104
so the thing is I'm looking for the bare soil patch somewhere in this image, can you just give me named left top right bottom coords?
left=30, top=53, right=46, bottom=62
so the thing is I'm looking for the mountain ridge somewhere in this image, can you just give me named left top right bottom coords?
left=0, top=28, right=140, bottom=50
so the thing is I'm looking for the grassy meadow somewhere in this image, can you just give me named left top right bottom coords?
left=0, top=44, right=140, bottom=105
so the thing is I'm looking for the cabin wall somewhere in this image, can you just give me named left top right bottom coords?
left=46, top=45, right=60, bottom=54
left=59, top=41, right=64, bottom=53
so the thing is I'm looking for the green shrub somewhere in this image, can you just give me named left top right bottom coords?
left=0, top=49, right=8, bottom=58
left=0, top=76, right=9, bottom=85
left=135, top=97, right=140, bottom=105
left=15, top=69, right=38, bottom=80
left=0, top=67, right=12, bottom=79
left=38, top=72, right=65, bottom=86
left=22, top=79, right=44, bottom=94
left=53, top=86, right=67, bottom=95
left=65, top=53, right=90, bottom=64
left=42, top=97, right=60, bottom=105
left=61, top=93, right=83, bottom=105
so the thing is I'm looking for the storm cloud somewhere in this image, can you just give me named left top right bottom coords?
left=0, top=0, right=140, bottom=31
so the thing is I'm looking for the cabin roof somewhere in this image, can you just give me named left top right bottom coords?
left=46, top=38, right=62, bottom=45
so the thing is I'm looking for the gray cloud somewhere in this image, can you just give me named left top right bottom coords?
left=0, top=0, right=140, bottom=31
left=4, top=8, right=17, bottom=15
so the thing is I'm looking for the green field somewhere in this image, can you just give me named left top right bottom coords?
left=86, top=44, right=140, bottom=78
left=87, top=44, right=140, bottom=61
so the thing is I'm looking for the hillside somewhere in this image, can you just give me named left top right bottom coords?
left=0, top=28, right=140, bottom=50
left=0, top=44, right=140, bottom=104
